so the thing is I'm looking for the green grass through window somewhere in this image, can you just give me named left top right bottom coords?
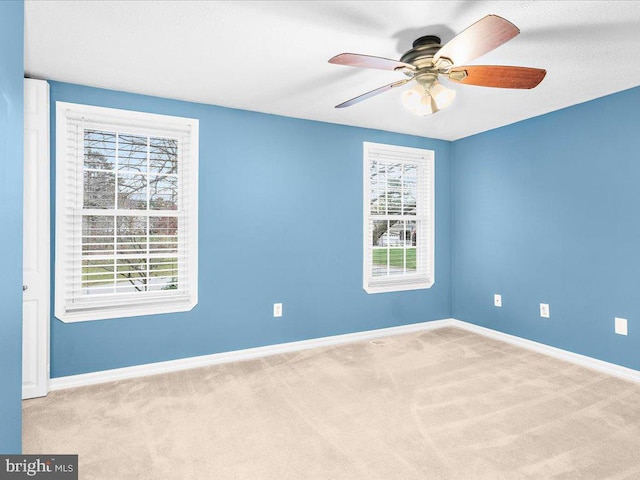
left=372, top=248, right=416, bottom=270
left=82, top=259, right=177, bottom=287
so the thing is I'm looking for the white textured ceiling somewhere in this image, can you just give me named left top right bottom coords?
left=24, top=1, right=640, bottom=141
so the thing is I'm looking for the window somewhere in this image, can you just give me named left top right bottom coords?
left=55, top=102, right=198, bottom=322
left=363, top=142, right=434, bottom=293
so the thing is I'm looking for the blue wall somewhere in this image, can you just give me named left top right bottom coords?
left=47, top=58, right=640, bottom=383
left=452, top=86, right=640, bottom=370
left=49, top=82, right=452, bottom=377
left=0, top=0, right=24, bottom=453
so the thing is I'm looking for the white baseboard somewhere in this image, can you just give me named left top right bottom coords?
left=450, top=320, right=640, bottom=384
left=49, top=318, right=455, bottom=391
left=49, top=318, right=640, bottom=391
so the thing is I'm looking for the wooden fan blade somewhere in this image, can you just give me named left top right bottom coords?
left=434, top=15, right=519, bottom=65
left=335, top=78, right=413, bottom=108
left=449, top=65, right=546, bottom=89
left=329, top=53, right=415, bottom=72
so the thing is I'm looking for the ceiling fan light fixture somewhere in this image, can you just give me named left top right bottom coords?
left=430, top=82, right=456, bottom=110
left=401, top=84, right=435, bottom=116
left=401, top=82, right=455, bottom=116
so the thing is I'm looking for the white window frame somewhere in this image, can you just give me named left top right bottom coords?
left=55, top=102, right=198, bottom=322
left=363, top=142, right=434, bottom=294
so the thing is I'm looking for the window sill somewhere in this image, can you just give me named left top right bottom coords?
left=55, top=297, right=197, bottom=323
left=364, top=280, right=434, bottom=294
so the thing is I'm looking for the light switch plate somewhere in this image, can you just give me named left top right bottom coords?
left=540, top=303, right=550, bottom=318
left=615, top=317, right=628, bottom=336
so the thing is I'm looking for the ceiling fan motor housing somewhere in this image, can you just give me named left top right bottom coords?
left=400, top=35, right=442, bottom=68
left=400, top=35, right=446, bottom=87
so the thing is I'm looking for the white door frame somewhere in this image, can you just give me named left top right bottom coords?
left=22, top=78, right=50, bottom=399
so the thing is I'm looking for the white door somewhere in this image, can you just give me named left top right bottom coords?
left=23, top=78, right=50, bottom=400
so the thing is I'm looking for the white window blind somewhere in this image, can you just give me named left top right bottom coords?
left=55, top=102, right=198, bottom=322
left=363, top=142, right=434, bottom=293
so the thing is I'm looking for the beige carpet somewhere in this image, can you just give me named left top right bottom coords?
left=23, top=327, right=640, bottom=479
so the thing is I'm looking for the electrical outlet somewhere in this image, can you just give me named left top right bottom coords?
left=540, top=303, right=550, bottom=318
left=615, top=317, right=628, bottom=336
left=494, top=294, right=502, bottom=307
left=273, top=303, right=282, bottom=318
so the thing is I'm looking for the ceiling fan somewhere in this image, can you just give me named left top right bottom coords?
left=328, top=14, right=546, bottom=116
